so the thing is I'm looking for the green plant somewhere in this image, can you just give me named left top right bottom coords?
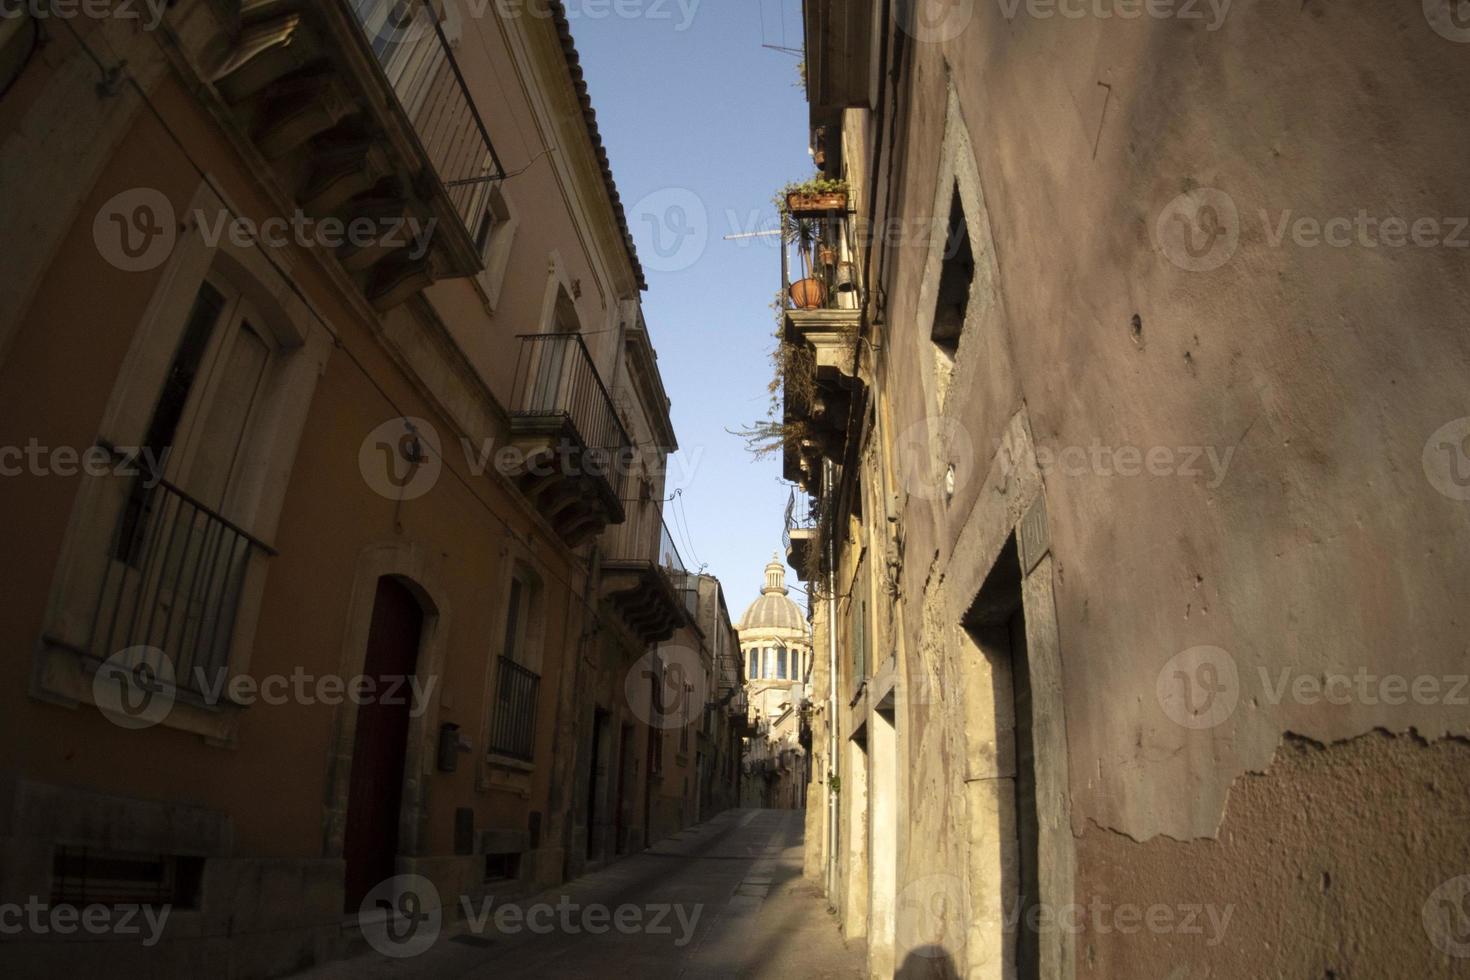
left=827, top=772, right=841, bottom=795
left=785, top=211, right=819, bottom=280
left=772, top=175, right=850, bottom=217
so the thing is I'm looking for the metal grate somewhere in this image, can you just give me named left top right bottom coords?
left=347, top=0, right=506, bottom=242
left=90, top=479, right=274, bottom=697
left=51, top=847, right=202, bottom=908
left=510, top=332, right=634, bottom=504
left=489, top=656, right=539, bottom=762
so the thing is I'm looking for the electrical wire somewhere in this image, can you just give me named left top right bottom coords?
left=672, top=488, right=704, bottom=572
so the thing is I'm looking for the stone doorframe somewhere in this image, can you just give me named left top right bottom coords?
left=322, top=540, right=450, bottom=866
left=946, top=407, right=1076, bottom=980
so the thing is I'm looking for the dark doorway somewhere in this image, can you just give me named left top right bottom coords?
left=615, top=722, right=634, bottom=855
left=586, top=707, right=610, bottom=860
left=342, top=577, right=423, bottom=912
left=963, top=536, right=1039, bottom=979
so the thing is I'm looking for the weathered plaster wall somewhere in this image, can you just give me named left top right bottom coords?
left=1075, top=730, right=1470, bottom=978
left=840, top=0, right=1470, bottom=975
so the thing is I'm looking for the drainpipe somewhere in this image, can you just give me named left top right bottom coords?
left=824, top=456, right=839, bottom=900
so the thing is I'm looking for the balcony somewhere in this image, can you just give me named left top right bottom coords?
left=802, top=0, right=879, bottom=112
left=88, top=480, right=276, bottom=698
left=779, top=208, right=865, bottom=491
left=601, top=516, right=693, bottom=646
left=729, top=690, right=757, bottom=736
left=508, top=333, right=632, bottom=547
left=783, top=488, right=819, bottom=583
left=210, top=0, right=502, bottom=309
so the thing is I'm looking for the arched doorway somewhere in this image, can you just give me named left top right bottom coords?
left=342, top=576, right=425, bottom=912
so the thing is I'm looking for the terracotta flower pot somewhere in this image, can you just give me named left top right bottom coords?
left=818, top=245, right=837, bottom=266
left=789, top=277, right=829, bottom=310
left=787, top=191, right=848, bottom=215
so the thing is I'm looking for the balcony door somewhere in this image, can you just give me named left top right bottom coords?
left=530, top=286, right=581, bottom=416
left=94, top=276, right=278, bottom=690
left=343, top=576, right=424, bottom=912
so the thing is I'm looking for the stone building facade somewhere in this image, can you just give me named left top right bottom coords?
left=0, top=1, right=738, bottom=975
left=788, top=1, right=1470, bottom=978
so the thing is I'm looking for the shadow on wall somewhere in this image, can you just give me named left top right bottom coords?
left=897, top=948, right=960, bottom=979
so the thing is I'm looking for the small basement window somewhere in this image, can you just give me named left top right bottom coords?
left=51, top=847, right=204, bottom=909
left=484, top=852, right=521, bottom=883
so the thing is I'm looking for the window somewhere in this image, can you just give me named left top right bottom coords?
left=931, top=187, right=974, bottom=406
left=776, top=647, right=788, bottom=680
left=680, top=692, right=691, bottom=752
left=93, top=277, right=282, bottom=692
left=37, top=181, right=334, bottom=744
left=52, top=847, right=203, bottom=909
left=747, top=648, right=757, bottom=679
left=483, top=852, right=521, bottom=883
left=474, top=185, right=520, bottom=311
left=851, top=572, right=871, bottom=697
left=489, top=567, right=542, bottom=762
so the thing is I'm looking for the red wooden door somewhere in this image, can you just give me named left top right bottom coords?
left=342, top=577, right=423, bottom=912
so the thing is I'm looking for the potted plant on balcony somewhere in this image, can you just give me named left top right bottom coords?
left=785, top=212, right=828, bottom=311
left=779, top=175, right=849, bottom=216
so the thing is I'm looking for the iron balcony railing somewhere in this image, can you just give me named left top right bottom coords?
left=782, top=487, right=817, bottom=552
left=348, top=0, right=505, bottom=241
left=90, top=480, right=275, bottom=697
left=511, top=333, right=634, bottom=501
left=781, top=211, right=860, bottom=314
left=659, top=520, right=700, bottom=622
left=489, top=655, right=539, bottom=762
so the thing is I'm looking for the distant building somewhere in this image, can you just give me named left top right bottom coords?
left=736, top=555, right=811, bottom=808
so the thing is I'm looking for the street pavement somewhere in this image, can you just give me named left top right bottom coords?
left=295, top=808, right=863, bottom=980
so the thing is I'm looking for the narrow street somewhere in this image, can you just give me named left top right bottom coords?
left=5, top=0, right=1469, bottom=977
left=298, top=810, right=861, bottom=980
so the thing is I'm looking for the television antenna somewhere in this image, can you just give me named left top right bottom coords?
left=723, top=230, right=782, bottom=241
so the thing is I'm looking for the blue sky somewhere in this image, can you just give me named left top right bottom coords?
left=566, top=1, right=813, bottom=618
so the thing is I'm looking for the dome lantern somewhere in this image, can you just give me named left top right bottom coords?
left=739, top=552, right=809, bottom=635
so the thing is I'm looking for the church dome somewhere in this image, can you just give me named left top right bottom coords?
left=738, top=555, right=809, bottom=634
